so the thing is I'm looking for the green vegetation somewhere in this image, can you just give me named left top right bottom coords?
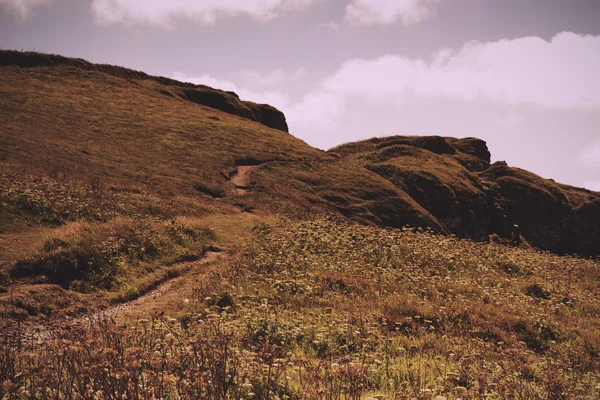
left=0, top=165, right=218, bottom=225
left=11, top=218, right=215, bottom=291
left=2, top=217, right=599, bottom=398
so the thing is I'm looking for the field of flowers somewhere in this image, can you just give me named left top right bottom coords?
left=2, top=217, right=600, bottom=399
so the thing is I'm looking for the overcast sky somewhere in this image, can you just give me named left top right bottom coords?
left=1, top=0, right=599, bottom=190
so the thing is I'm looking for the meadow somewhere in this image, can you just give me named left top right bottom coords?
left=2, top=216, right=599, bottom=399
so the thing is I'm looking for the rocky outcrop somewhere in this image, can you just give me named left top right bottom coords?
left=245, top=103, right=289, bottom=133
left=330, top=135, right=600, bottom=257
left=481, top=165, right=600, bottom=256
left=178, top=88, right=288, bottom=132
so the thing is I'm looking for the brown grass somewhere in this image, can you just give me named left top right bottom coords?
left=2, top=217, right=600, bottom=398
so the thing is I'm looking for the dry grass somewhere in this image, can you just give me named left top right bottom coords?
left=0, top=65, right=324, bottom=200
left=1, top=217, right=216, bottom=319
left=2, top=217, right=599, bottom=398
left=0, top=58, right=445, bottom=238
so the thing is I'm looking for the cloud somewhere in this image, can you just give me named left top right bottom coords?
left=580, top=143, right=600, bottom=167
left=234, top=69, right=288, bottom=88
left=287, top=91, right=345, bottom=133
left=345, top=0, right=442, bottom=26
left=0, top=0, right=49, bottom=18
left=232, top=67, right=306, bottom=88
left=172, top=72, right=291, bottom=109
left=91, top=0, right=320, bottom=27
left=318, top=21, right=341, bottom=31
left=173, top=32, right=600, bottom=153
left=321, top=32, right=600, bottom=109
left=288, top=32, right=600, bottom=153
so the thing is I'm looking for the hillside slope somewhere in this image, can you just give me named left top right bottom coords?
left=330, top=136, right=600, bottom=256
left=1, top=51, right=599, bottom=258
left=0, top=50, right=289, bottom=132
left=0, top=51, right=439, bottom=253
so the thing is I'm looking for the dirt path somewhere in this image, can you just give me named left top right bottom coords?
left=88, top=250, right=226, bottom=322
left=14, top=212, right=255, bottom=339
left=230, top=166, right=257, bottom=195
left=20, top=250, right=228, bottom=341
left=80, top=251, right=230, bottom=328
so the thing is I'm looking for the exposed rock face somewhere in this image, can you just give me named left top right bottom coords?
left=481, top=165, right=600, bottom=256
left=246, top=103, right=289, bottom=132
left=330, top=136, right=600, bottom=257
left=0, top=50, right=288, bottom=133
left=179, top=89, right=288, bottom=132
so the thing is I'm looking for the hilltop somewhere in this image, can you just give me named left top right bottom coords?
left=1, top=51, right=598, bottom=259
left=330, top=136, right=600, bottom=256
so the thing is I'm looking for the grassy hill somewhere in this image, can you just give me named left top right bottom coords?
left=0, top=50, right=442, bottom=318
left=0, top=51, right=441, bottom=231
left=2, top=51, right=598, bottom=259
left=1, top=51, right=600, bottom=398
left=330, top=136, right=600, bottom=256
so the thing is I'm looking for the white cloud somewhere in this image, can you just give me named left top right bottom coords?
left=172, top=72, right=291, bottom=109
left=173, top=32, right=600, bottom=155
left=583, top=181, right=600, bottom=191
left=287, top=91, right=345, bottom=133
left=318, top=21, right=341, bottom=31
left=580, top=143, right=600, bottom=167
left=234, top=69, right=287, bottom=88
left=272, top=32, right=600, bottom=147
left=345, top=0, right=442, bottom=26
left=233, top=67, right=308, bottom=89
left=91, top=0, right=320, bottom=27
left=0, top=0, right=49, bottom=18
left=320, top=32, right=600, bottom=109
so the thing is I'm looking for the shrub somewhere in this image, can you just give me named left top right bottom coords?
left=11, top=218, right=215, bottom=291
left=497, top=261, right=531, bottom=276
left=525, top=283, right=551, bottom=299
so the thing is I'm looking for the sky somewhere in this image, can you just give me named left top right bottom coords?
left=1, top=0, right=599, bottom=190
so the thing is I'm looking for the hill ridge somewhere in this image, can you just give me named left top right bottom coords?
left=0, top=50, right=289, bottom=132
left=1, top=50, right=599, bottom=257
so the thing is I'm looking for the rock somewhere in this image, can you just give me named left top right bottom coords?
left=330, top=135, right=600, bottom=256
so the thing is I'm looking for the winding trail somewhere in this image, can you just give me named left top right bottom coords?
left=230, top=165, right=258, bottom=195
left=22, top=251, right=228, bottom=340
left=14, top=212, right=257, bottom=340
left=86, top=250, right=226, bottom=322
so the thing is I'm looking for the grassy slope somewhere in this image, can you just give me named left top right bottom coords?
left=0, top=65, right=322, bottom=196
left=0, top=58, right=439, bottom=221
left=0, top=50, right=290, bottom=132
left=2, top=217, right=600, bottom=398
left=4, top=53, right=597, bottom=259
left=0, top=54, right=437, bottom=320
left=331, top=136, right=600, bottom=256
left=0, top=56, right=442, bottom=232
